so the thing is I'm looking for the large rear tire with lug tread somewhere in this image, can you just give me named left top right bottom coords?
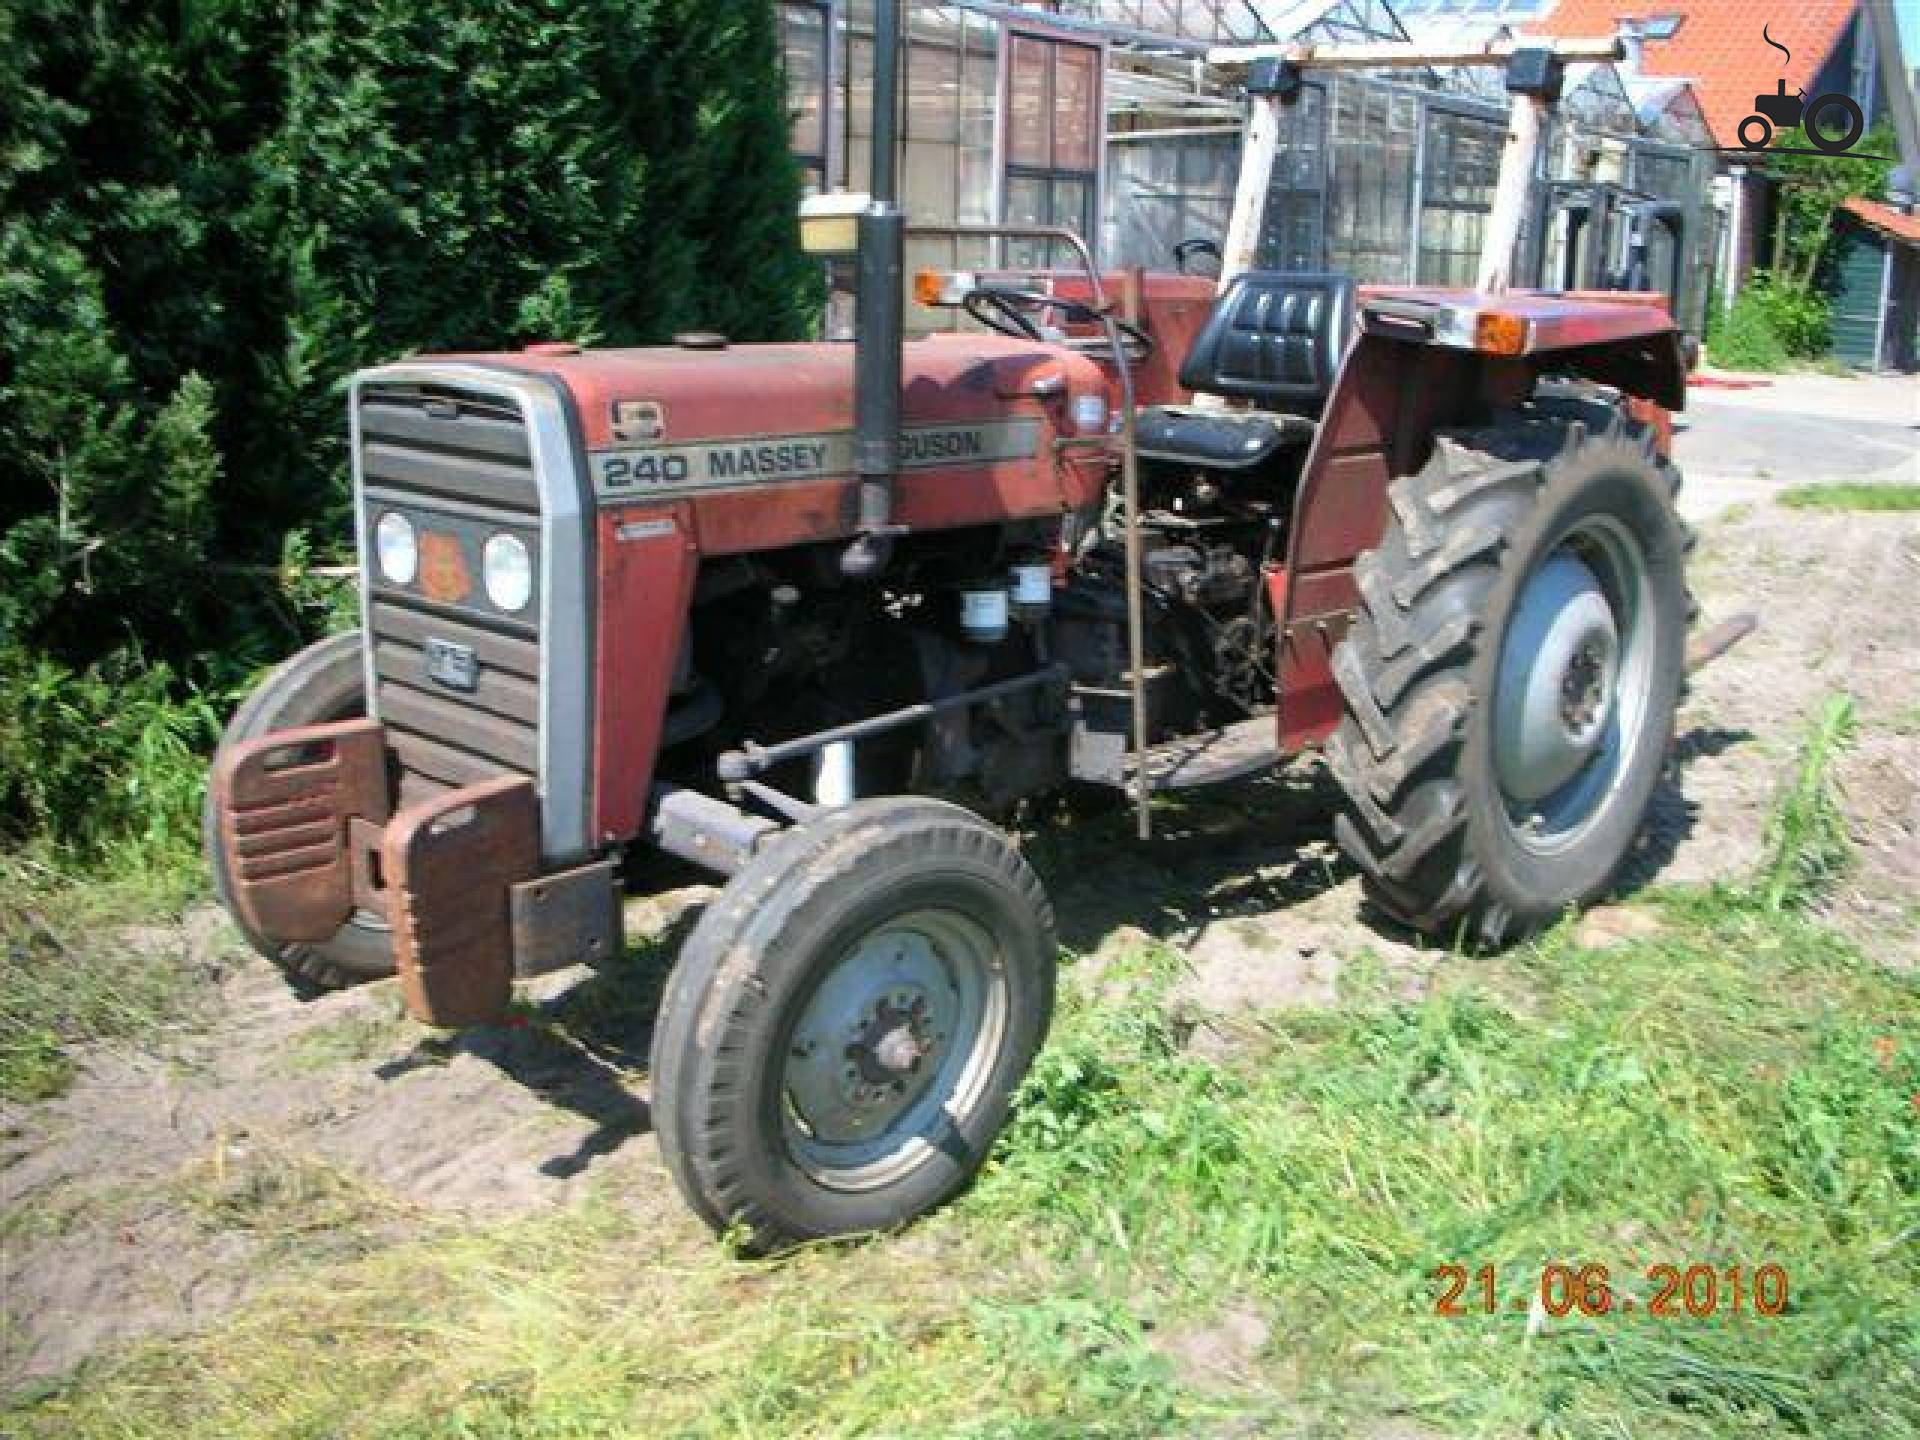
left=650, top=797, right=1056, bottom=1252
left=1326, top=398, right=1690, bottom=947
left=203, top=630, right=397, bottom=990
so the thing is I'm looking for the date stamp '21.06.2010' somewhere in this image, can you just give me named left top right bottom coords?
left=1434, top=1263, right=1790, bottom=1320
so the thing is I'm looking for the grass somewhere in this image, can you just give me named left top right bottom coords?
left=285, top=998, right=422, bottom=1072
left=175, top=1141, right=413, bottom=1243
left=0, top=860, right=211, bottom=1101
left=1777, top=483, right=1920, bottom=513
left=6, top=699, right=1917, bottom=1437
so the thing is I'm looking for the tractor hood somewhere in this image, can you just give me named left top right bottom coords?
left=458, top=334, right=1113, bottom=452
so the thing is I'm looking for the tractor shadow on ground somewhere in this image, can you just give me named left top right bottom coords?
left=1611, top=722, right=1753, bottom=896
left=1030, top=720, right=1756, bottom=957
left=1027, top=761, right=1361, bottom=954
left=372, top=930, right=685, bottom=1181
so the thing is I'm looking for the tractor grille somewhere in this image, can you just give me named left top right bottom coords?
left=356, top=382, right=544, bottom=805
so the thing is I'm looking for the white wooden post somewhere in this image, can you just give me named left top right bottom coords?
left=1218, top=92, right=1283, bottom=293
left=1476, top=94, right=1546, bottom=293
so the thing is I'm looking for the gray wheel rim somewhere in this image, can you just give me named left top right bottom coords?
left=780, top=908, right=1008, bottom=1191
left=1492, top=512, right=1655, bottom=856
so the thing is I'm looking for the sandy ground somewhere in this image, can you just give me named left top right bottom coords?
left=1673, top=370, right=1917, bottom=518
left=3, top=375, right=1916, bottom=1389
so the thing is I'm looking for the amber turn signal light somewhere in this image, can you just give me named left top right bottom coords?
left=1473, top=311, right=1530, bottom=356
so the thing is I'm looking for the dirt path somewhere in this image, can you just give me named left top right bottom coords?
left=4, top=501, right=1915, bottom=1389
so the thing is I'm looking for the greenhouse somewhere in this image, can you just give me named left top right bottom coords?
left=776, top=0, right=1720, bottom=333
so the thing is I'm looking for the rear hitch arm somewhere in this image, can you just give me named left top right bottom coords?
left=1685, top=612, right=1759, bottom=673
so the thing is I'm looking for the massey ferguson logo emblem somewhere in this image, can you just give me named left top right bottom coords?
left=417, top=532, right=472, bottom=604
left=590, top=420, right=1042, bottom=500
left=423, top=637, right=479, bottom=692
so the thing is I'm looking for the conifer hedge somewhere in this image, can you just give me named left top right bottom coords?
left=0, top=0, right=814, bottom=865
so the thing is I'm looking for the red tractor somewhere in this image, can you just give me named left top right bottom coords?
left=209, top=15, right=1717, bottom=1249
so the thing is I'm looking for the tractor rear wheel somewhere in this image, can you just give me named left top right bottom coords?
left=1326, top=400, right=1689, bottom=946
left=203, top=631, right=397, bottom=990
left=650, top=797, right=1055, bottom=1252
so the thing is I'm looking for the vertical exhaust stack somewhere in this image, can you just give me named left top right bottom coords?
left=842, top=0, right=905, bottom=581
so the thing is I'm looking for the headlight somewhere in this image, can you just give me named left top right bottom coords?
left=374, top=512, right=417, bottom=584
left=482, top=533, right=533, bottom=613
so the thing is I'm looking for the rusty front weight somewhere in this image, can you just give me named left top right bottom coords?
left=214, top=718, right=390, bottom=943
left=384, top=776, right=539, bottom=1027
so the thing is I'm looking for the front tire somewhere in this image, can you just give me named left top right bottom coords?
left=1327, top=401, right=1689, bottom=946
left=203, top=631, right=397, bottom=990
left=650, top=798, right=1056, bottom=1252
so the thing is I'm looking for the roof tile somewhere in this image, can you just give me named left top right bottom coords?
left=1529, top=0, right=1857, bottom=147
left=1841, top=196, right=1920, bottom=247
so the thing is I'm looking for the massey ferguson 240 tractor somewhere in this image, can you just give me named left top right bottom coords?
left=208, top=13, right=1737, bottom=1249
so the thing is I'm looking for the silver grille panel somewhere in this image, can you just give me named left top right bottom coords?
left=351, top=367, right=594, bottom=861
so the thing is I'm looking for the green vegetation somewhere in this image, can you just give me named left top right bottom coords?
left=0, top=861, right=209, bottom=1101
left=10, top=701, right=1914, bottom=1436
left=1706, top=273, right=1825, bottom=372
left=1707, top=124, right=1897, bottom=372
left=1779, top=483, right=1920, bottom=514
left=0, top=0, right=814, bottom=880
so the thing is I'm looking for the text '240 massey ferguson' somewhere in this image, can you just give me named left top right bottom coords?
left=208, top=12, right=1750, bottom=1249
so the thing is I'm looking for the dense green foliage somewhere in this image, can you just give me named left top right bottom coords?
left=0, top=0, right=814, bottom=871
left=1707, top=272, right=1829, bottom=371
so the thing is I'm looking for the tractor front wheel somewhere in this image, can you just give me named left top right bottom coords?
left=650, top=797, right=1056, bottom=1251
left=204, top=630, right=397, bottom=990
left=1327, top=400, right=1689, bottom=946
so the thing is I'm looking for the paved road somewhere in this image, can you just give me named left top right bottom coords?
left=1673, top=372, right=1917, bottom=520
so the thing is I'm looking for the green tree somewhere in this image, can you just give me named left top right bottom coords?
left=1762, top=123, right=1898, bottom=290
left=1, top=0, right=814, bottom=867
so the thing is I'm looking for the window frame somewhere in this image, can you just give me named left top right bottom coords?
left=996, top=21, right=1107, bottom=267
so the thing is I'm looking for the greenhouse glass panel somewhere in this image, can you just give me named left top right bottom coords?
left=1418, top=101, right=1503, bottom=285
left=1324, top=74, right=1416, bottom=283
left=1256, top=81, right=1330, bottom=271
left=779, top=2, right=831, bottom=185
left=1107, top=130, right=1240, bottom=269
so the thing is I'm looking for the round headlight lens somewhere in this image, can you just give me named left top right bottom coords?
left=482, top=533, right=534, bottom=613
left=374, top=512, right=417, bottom=584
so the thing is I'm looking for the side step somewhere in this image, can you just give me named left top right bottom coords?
left=1112, top=714, right=1282, bottom=793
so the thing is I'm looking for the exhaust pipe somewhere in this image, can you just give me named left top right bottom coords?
left=842, top=0, right=905, bottom=581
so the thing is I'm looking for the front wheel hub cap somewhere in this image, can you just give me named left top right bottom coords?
left=1495, top=552, right=1620, bottom=804
left=779, top=916, right=1002, bottom=1185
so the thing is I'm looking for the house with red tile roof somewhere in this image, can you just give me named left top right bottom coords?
left=1529, top=1, right=1865, bottom=149
left=1530, top=0, right=1917, bottom=367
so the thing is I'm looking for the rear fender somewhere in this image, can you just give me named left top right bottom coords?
left=1276, top=336, right=1516, bottom=752
left=1275, top=292, right=1687, bottom=754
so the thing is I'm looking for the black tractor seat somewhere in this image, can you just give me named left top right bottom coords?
left=1136, top=270, right=1354, bottom=471
left=1134, top=408, right=1316, bottom=470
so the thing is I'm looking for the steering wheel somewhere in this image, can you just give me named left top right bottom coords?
left=961, top=285, right=1155, bottom=363
left=1172, top=237, right=1221, bottom=275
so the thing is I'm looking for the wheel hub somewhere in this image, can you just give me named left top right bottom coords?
left=1494, top=552, right=1621, bottom=806
left=783, top=928, right=975, bottom=1149
left=843, top=989, right=937, bottom=1098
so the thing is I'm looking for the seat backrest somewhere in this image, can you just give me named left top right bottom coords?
left=1176, top=271, right=1354, bottom=413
